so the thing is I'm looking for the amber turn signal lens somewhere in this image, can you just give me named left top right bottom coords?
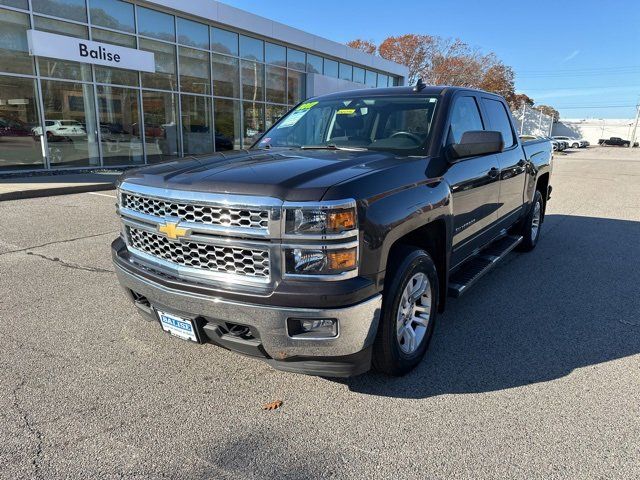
left=327, top=248, right=357, bottom=271
left=327, top=210, right=356, bottom=232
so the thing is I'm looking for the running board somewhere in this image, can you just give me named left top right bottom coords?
left=448, top=235, right=523, bottom=298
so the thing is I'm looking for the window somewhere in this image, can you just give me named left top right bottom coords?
left=40, top=79, right=100, bottom=167
left=323, top=59, right=338, bottom=78
left=177, top=18, right=209, bottom=49
left=211, top=27, right=238, bottom=56
left=89, top=0, right=135, bottom=33
left=92, top=29, right=138, bottom=86
left=449, top=96, right=484, bottom=144
left=0, top=76, right=44, bottom=171
left=34, top=17, right=91, bottom=81
left=481, top=98, right=516, bottom=147
left=287, top=49, right=305, bottom=71
left=353, top=67, right=365, bottom=84
left=179, top=47, right=210, bottom=95
left=0, top=0, right=29, bottom=8
left=137, top=6, right=175, bottom=41
left=240, top=35, right=263, bottom=62
left=212, top=54, right=239, bottom=98
left=265, top=43, right=286, bottom=66
left=96, top=85, right=143, bottom=166
left=241, top=60, right=264, bottom=102
left=377, top=74, right=389, bottom=88
left=142, top=90, right=178, bottom=163
left=0, top=9, right=33, bottom=75
left=265, top=66, right=286, bottom=104
left=242, top=101, right=264, bottom=147
left=365, top=70, right=377, bottom=87
left=287, top=70, right=305, bottom=105
left=140, top=38, right=177, bottom=91
left=306, top=54, right=323, bottom=74
left=339, top=63, right=353, bottom=81
left=265, top=104, right=288, bottom=130
left=213, top=98, right=240, bottom=150
left=32, top=0, right=86, bottom=22
left=181, top=94, right=213, bottom=155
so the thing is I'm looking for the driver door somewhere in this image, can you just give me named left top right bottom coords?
left=443, top=95, right=502, bottom=268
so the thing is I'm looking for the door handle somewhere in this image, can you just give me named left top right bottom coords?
left=488, top=167, right=500, bottom=178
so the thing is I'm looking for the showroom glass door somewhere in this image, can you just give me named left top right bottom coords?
left=96, top=85, right=144, bottom=166
left=40, top=79, right=100, bottom=167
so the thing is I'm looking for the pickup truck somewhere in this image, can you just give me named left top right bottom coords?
left=598, top=137, right=636, bottom=147
left=112, top=84, right=553, bottom=377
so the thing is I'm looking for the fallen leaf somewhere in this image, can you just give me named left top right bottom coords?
left=262, top=400, right=283, bottom=411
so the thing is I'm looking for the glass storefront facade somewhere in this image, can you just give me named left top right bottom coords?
left=0, top=0, right=401, bottom=171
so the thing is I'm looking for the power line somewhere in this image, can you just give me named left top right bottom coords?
left=555, top=105, right=636, bottom=109
left=521, top=84, right=639, bottom=91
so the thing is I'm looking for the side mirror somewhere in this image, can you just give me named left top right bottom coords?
left=448, top=131, right=504, bottom=161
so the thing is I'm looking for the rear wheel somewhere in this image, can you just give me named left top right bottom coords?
left=373, top=247, right=438, bottom=376
left=518, top=190, right=544, bottom=251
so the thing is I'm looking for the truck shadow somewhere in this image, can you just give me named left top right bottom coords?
left=340, top=214, right=640, bottom=398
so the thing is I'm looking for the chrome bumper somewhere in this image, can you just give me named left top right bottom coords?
left=114, top=262, right=382, bottom=359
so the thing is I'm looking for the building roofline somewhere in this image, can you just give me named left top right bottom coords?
left=142, top=0, right=409, bottom=78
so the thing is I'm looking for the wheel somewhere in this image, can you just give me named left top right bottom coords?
left=373, top=247, right=438, bottom=376
left=518, top=190, right=544, bottom=251
left=572, top=143, right=579, bottom=148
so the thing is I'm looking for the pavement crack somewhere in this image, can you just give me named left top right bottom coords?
left=25, top=251, right=115, bottom=273
left=0, top=231, right=118, bottom=257
left=12, top=380, right=44, bottom=479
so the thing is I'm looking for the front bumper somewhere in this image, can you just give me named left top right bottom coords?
left=112, top=238, right=382, bottom=376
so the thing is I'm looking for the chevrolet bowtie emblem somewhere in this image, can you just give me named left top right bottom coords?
left=158, top=221, right=188, bottom=240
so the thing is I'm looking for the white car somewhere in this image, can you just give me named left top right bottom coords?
left=32, top=120, right=86, bottom=139
left=552, top=136, right=587, bottom=148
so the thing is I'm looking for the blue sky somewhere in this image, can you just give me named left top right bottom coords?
left=225, top=0, right=640, bottom=119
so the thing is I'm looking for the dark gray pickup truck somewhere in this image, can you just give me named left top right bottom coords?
left=112, top=84, right=552, bottom=377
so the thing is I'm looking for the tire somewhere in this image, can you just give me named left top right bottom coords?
left=518, top=190, right=544, bottom=251
left=572, top=143, right=579, bottom=149
left=373, top=247, right=439, bottom=376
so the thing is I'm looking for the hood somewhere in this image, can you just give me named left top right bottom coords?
left=120, top=149, right=412, bottom=201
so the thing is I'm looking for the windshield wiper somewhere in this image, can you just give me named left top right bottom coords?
left=300, top=144, right=368, bottom=151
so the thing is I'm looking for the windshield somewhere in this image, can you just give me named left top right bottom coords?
left=254, top=95, right=439, bottom=152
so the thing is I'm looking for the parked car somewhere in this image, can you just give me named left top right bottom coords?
left=552, top=135, right=587, bottom=148
left=0, top=117, right=31, bottom=137
left=598, top=137, right=637, bottom=147
left=31, top=119, right=86, bottom=140
left=112, top=84, right=553, bottom=377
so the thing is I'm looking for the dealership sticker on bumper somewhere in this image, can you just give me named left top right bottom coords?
left=157, top=310, right=197, bottom=342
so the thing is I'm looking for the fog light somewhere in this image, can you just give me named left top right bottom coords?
left=287, top=318, right=338, bottom=339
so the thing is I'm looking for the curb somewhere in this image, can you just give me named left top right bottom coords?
left=0, top=183, right=116, bottom=201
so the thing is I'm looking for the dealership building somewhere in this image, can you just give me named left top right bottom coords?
left=0, top=0, right=407, bottom=172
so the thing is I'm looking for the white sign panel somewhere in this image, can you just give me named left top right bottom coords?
left=26, top=29, right=155, bottom=73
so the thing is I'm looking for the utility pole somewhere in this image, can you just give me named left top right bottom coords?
left=630, top=102, right=640, bottom=148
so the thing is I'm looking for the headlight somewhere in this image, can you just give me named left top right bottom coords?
left=284, top=246, right=358, bottom=276
left=284, top=200, right=357, bottom=237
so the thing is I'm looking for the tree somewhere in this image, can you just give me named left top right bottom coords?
left=378, top=34, right=437, bottom=85
left=534, top=105, right=560, bottom=122
left=508, top=93, right=535, bottom=112
left=346, top=39, right=377, bottom=55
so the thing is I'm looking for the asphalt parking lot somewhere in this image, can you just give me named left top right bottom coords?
left=1, top=146, right=638, bottom=479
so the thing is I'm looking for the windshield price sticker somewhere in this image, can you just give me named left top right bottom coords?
left=337, top=108, right=356, bottom=115
left=297, top=101, right=319, bottom=111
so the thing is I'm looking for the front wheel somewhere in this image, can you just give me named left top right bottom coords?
left=518, top=190, right=544, bottom=251
left=373, top=247, right=438, bottom=376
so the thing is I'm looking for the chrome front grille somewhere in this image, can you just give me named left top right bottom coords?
left=122, top=192, right=269, bottom=230
left=127, top=226, right=270, bottom=279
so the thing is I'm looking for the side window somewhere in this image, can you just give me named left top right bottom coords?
left=449, top=96, right=484, bottom=144
left=481, top=98, right=516, bottom=148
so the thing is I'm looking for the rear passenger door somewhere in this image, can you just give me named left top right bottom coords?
left=480, top=97, right=527, bottom=225
left=444, top=95, right=501, bottom=267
